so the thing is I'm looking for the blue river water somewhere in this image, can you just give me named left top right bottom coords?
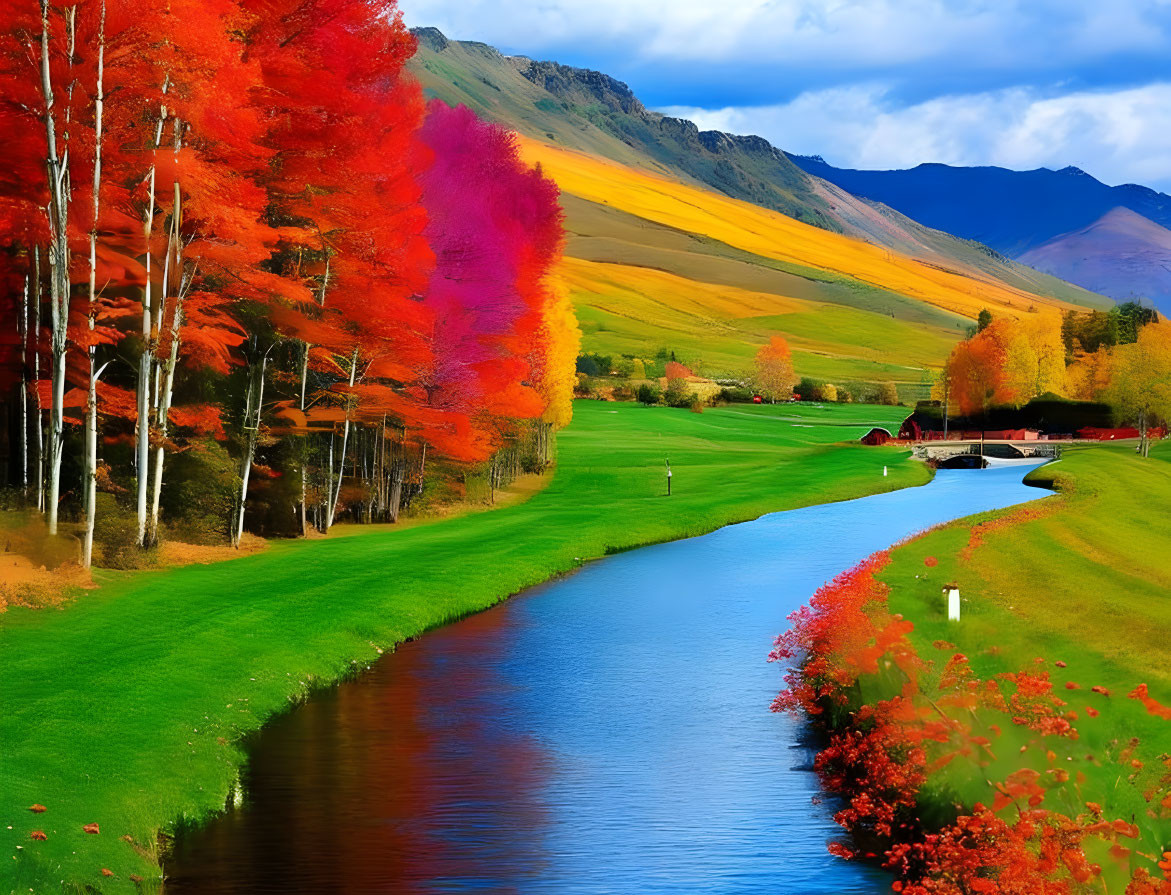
left=165, top=463, right=1049, bottom=894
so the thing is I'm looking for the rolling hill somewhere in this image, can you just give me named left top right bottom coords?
left=790, top=155, right=1171, bottom=313
left=408, top=28, right=1113, bottom=391
left=1018, top=208, right=1171, bottom=311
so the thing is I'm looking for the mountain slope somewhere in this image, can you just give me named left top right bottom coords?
left=789, top=155, right=1171, bottom=311
left=1018, top=208, right=1171, bottom=309
left=409, top=27, right=846, bottom=231
left=408, top=26, right=1107, bottom=312
left=520, top=137, right=1094, bottom=322
left=407, top=28, right=1113, bottom=390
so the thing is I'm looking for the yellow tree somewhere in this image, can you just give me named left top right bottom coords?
left=753, top=336, right=797, bottom=402
left=1107, top=322, right=1171, bottom=458
left=530, top=278, right=581, bottom=464
left=1067, top=346, right=1113, bottom=401
left=997, top=315, right=1067, bottom=404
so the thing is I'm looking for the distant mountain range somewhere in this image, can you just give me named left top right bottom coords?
left=789, top=156, right=1171, bottom=312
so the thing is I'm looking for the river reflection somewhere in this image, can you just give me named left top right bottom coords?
left=166, top=464, right=1047, bottom=894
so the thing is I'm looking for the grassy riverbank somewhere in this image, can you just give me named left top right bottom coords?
left=1, top=400, right=922, bottom=894
left=880, top=442, right=1171, bottom=866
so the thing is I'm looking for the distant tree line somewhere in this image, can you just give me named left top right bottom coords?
left=939, top=307, right=1170, bottom=457
left=1061, top=302, right=1159, bottom=355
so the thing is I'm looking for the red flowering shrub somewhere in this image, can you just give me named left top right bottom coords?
left=772, top=552, right=1171, bottom=893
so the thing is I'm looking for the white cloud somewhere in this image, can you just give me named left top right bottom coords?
left=661, top=83, right=1171, bottom=190
left=399, top=0, right=1171, bottom=190
left=398, top=0, right=1170, bottom=68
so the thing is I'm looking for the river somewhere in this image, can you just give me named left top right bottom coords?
left=166, top=463, right=1049, bottom=894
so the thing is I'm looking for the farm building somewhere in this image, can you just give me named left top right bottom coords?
left=860, top=427, right=894, bottom=446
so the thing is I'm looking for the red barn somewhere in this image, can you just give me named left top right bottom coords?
left=860, top=427, right=894, bottom=446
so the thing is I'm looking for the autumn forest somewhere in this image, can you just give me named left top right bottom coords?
left=0, top=0, right=577, bottom=569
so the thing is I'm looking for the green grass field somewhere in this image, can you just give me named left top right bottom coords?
left=878, top=443, right=1171, bottom=868
left=0, top=401, right=923, bottom=894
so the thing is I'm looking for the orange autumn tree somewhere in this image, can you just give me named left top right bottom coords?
left=754, top=336, right=797, bottom=403
left=943, top=315, right=1068, bottom=418
left=944, top=329, right=1010, bottom=418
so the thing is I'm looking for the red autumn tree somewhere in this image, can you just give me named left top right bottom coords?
left=420, top=102, right=553, bottom=460
left=244, top=0, right=433, bottom=534
left=944, top=324, right=1013, bottom=417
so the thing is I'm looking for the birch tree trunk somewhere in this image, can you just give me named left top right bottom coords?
left=146, top=172, right=186, bottom=547
left=232, top=356, right=267, bottom=548
left=324, top=347, right=358, bottom=531
left=298, top=341, right=309, bottom=535
left=40, top=0, right=72, bottom=536
left=33, top=247, right=44, bottom=512
left=82, top=0, right=105, bottom=568
left=146, top=295, right=182, bottom=546
left=388, top=462, right=404, bottom=524
left=19, top=274, right=29, bottom=496
left=136, top=82, right=169, bottom=546
left=82, top=361, right=110, bottom=568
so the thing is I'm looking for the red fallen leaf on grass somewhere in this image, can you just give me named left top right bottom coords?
left=924, top=556, right=938, bottom=568
left=28, top=804, right=46, bottom=813
left=129, top=874, right=143, bottom=883
left=83, top=823, right=100, bottom=834
left=1066, top=681, right=1080, bottom=689
left=30, top=831, right=46, bottom=840
left=101, top=869, right=114, bottom=877
left=1055, top=661, right=1067, bottom=668
left=1092, top=685, right=1111, bottom=697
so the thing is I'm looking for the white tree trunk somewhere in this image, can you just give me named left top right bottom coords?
left=33, top=247, right=44, bottom=512
left=232, top=356, right=267, bottom=548
left=82, top=361, right=110, bottom=568
left=298, top=341, right=309, bottom=535
left=146, top=171, right=185, bottom=547
left=19, top=274, right=29, bottom=496
left=324, top=348, right=358, bottom=531
left=40, top=0, right=71, bottom=537
left=147, top=305, right=182, bottom=545
left=135, top=85, right=169, bottom=546
left=82, top=0, right=105, bottom=569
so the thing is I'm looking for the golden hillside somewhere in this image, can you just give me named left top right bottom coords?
left=518, top=137, right=1086, bottom=390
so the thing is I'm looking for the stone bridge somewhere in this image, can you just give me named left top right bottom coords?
left=912, top=439, right=1067, bottom=463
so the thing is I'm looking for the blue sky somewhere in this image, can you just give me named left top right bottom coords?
left=397, top=0, right=1171, bottom=192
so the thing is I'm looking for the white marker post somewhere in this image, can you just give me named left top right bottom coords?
left=944, top=584, right=961, bottom=622
left=666, top=458, right=672, bottom=496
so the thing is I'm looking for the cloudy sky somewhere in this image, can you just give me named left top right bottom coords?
left=396, top=0, right=1171, bottom=192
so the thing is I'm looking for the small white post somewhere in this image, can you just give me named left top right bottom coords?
left=944, top=585, right=961, bottom=621
left=883, top=466, right=888, bottom=477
